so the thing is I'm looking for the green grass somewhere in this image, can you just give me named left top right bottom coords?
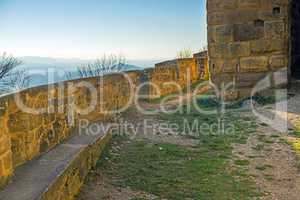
left=264, top=174, right=274, bottom=181
left=234, top=160, right=250, bottom=166
left=99, top=138, right=258, bottom=200
left=94, top=97, right=260, bottom=200
left=285, top=131, right=300, bottom=169
left=255, top=164, right=273, bottom=171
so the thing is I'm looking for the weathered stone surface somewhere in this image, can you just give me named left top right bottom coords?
left=208, top=0, right=289, bottom=99
left=210, top=58, right=239, bottom=74
left=270, top=55, right=287, bottom=70
left=7, top=112, right=29, bottom=133
left=10, top=133, right=26, bottom=167
left=240, top=56, right=269, bottom=72
left=265, top=21, right=285, bottom=38
left=209, top=43, right=227, bottom=58
left=257, top=9, right=286, bottom=21
left=0, top=125, right=112, bottom=200
left=250, top=39, right=285, bottom=54
left=238, top=0, right=262, bottom=9
left=207, top=12, right=227, bottom=26
left=236, top=72, right=268, bottom=87
left=207, top=0, right=237, bottom=13
left=210, top=73, right=236, bottom=87
left=213, top=25, right=234, bottom=43
left=228, top=42, right=251, bottom=58
left=0, top=137, right=11, bottom=156
left=151, top=58, right=200, bottom=97
left=233, top=23, right=264, bottom=41
left=210, top=42, right=251, bottom=59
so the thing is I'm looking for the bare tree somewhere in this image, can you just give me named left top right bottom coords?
left=76, top=54, right=127, bottom=122
left=176, top=49, right=192, bottom=59
left=0, top=53, right=29, bottom=94
left=77, top=54, right=126, bottom=78
left=64, top=71, right=74, bottom=80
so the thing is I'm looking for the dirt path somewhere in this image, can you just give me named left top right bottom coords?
left=232, top=111, right=300, bottom=200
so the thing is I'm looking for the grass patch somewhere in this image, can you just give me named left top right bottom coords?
left=264, top=174, right=274, bottom=181
left=285, top=132, right=300, bottom=169
left=100, top=138, right=258, bottom=200
left=255, top=165, right=273, bottom=171
left=270, top=135, right=280, bottom=138
left=234, top=160, right=250, bottom=166
left=255, top=165, right=267, bottom=171
left=290, top=131, right=300, bottom=138
left=93, top=96, right=260, bottom=199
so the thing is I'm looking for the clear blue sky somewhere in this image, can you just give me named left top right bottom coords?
left=0, top=0, right=207, bottom=60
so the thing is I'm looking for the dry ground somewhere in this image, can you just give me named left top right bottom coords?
left=77, top=89, right=300, bottom=200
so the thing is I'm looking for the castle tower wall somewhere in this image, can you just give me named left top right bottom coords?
left=207, top=0, right=290, bottom=99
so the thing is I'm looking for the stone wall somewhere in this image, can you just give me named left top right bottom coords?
left=194, top=51, right=209, bottom=80
left=149, top=58, right=200, bottom=97
left=0, top=59, right=201, bottom=188
left=0, top=71, right=142, bottom=188
left=0, top=102, right=12, bottom=187
left=207, top=0, right=290, bottom=99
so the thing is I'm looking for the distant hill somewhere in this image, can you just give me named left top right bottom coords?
left=16, top=57, right=146, bottom=87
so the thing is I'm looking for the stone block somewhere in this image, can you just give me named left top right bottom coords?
left=0, top=136, right=11, bottom=156
left=207, top=12, right=226, bottom=26
left=1, top=151, right=12, bottom=173
left=210, top=58, right=239, bottom=74
left=250, top=39, right=285, bottom=54
left=236, top=72, right=268, bottom=88
left=211, top=73, right=236, bottom=87
left=228, top=42, right=251, bottom=58
left=260, top=0, right=289, bottom=10
left=238, top=0, right=261, bottom=9
left=207, top=27, right=215, bottom=43
left=207, top=0, right=237, bottom=13
left=270, top=55, right=287, bottom=70
left=209, top=59, right=224, bottom=74
left=240, top=56, right=269, bottom=72
left=214, top=25, right=234, bottom=43
left=10, top=133, right=26, bottom=167
left=8, top=112, right=29, bottom=133
left=223, top=59, right=240, bottom=73
left=209, top=43, right=228, bottom=58
left=265, top=21, right=285, bottom=39
left=257, top=9, right=286, bottom=21
left=232, top=10, right=258, bottom=24
left=233, top=23, right=264, bottom=42
left=0, top=118, right=6, bottom=136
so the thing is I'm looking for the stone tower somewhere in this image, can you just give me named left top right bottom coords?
left=207, top=0, right=297, bottom=99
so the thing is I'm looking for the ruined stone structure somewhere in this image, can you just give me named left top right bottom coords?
left=207, top=0, right=295, bottom=99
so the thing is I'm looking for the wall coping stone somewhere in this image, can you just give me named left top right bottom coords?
left=0, top=122, right=112, bottom=200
